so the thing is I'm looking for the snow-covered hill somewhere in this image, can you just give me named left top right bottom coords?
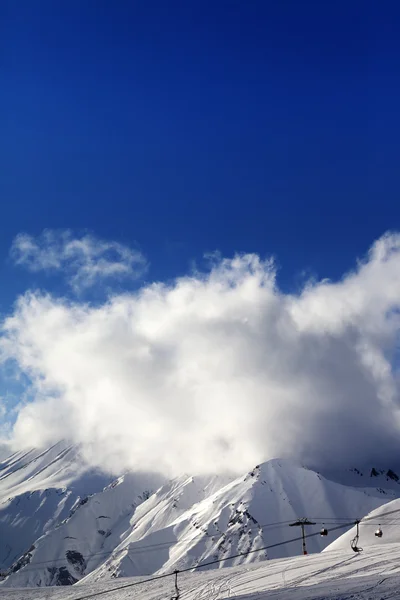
left=0, top=442, right=116, bottom=572
left=0, top=442, right=105, bottom=497
left=82, top=460, right=396, bottom=583
left=2, top=456, right=398, bottom=588
left=2, top=543, right=400, bottom=599
left=0, top=442, right=165, bottom=580
left=325, top=495, right=400, bottom=553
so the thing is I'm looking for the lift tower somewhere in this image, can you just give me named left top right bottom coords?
left=289, top=518, right=316, bottom=555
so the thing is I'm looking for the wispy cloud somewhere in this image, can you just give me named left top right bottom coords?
left=10, top=230, right=148, bottom=292
left=2, top=233, right=400, bottom=476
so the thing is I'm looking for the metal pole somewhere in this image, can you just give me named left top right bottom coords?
left=301, top=523, right=307, bottom=555
left=289, top=518, right=316, bottom=556
left=173, top=569, right=180, bottom=599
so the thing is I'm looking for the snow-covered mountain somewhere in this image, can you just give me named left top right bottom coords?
left=81, top=460, right=396, bottom=583
left=1, top=450, right=398, bottom=588
left=0, top=442, right=163, bottom=580
left=0, top=442, right=112, bottom=572
left=320, top=464, right=400, bottom=492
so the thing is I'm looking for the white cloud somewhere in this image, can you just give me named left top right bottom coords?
left=10, top=230, right=147, bottom=291
left=2, top=233, right=400, bottom=476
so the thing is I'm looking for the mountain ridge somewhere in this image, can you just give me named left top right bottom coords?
left=0, top=448, right=398, bottom=587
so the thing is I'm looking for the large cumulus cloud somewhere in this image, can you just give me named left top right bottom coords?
left=1, top=233, right=400, bottom=476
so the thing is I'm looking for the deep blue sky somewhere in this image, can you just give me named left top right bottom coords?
left=2, top=0, right=400, bottom=307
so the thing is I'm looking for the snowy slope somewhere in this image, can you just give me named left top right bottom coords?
left=82, top=459, right=395, bottom=583
left=0, top=442, right=113, bottom=573
left=0, top=470, right=229, bottom=587
left=0, top=470, right=166, bottom=587
left=325, top=496, right=400, bottom=552
left=2, top=543, right=400, bottom=599
left=6, top=458, right=391, bottom=588
left=1, top=453, right=399, bottom=589
left=0, top=441, right=114, bottom=505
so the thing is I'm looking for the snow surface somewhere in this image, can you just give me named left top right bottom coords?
left=78, top=459, right=399, bottom=583
left=2, top=454, right=398, bottom=588
left=0, top=442, right=113, bottom=572
left=326, top=495, right=400, bottom=552
left=2, top=543, right=400, bottom=599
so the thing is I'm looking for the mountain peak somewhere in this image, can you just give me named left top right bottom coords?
left=0, top=448, right=398, bottom=588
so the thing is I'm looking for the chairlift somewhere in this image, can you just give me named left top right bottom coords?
left=374, top=526, right=383, bottom=538
left=320, top=527, right=328, bottom=536
left=351, top=520, right=362, bottom=553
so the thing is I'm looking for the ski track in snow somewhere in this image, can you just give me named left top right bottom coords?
left=3, top=545, right=400, bottom=599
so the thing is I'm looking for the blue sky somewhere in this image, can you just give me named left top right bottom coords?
left=2, top=0, right=400, bottom=310
left=2, top=2, right=400, bottom=468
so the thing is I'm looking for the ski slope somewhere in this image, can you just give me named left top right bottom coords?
left=83, top=459, right=395, bottom=583
left=326, top=496, right=400, bottom=552
left=1, top=442, right=400, bottom=590
left=2, top=543, right=400, bottom=599
left=2, top=458, right=396, bottom=587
